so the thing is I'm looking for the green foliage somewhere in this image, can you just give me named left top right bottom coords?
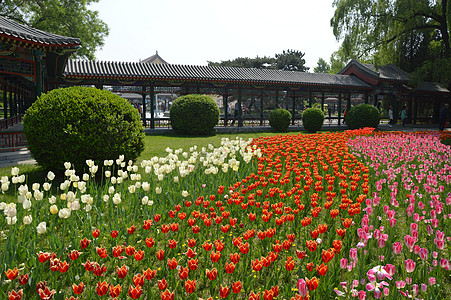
left=314, top=58, right=331, bottom=73
left=0, top=0, right=109, bottom=59
left=346, top=104, right=381, bottom=130
left=441, top=139, right=451, bottom=146
left=275, top=49, right=309, bottom=72
left=269, top=109, right=292, bottom=132
left=170, top=94, right=219, bottom=136
left=301, top=108, right=325, bottom=133
left=208, top=49, right=309, bottom=72
left=23, top=86, right=144, bottom=172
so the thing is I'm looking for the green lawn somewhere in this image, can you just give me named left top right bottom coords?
left=0, top=130, right=298, bottom=179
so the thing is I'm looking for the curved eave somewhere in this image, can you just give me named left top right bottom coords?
left=0, top=34, right=81, bottom=49
left=63, top=74, right=371, bottom=90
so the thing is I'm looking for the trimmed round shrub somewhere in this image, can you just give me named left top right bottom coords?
left=269, top=109, right=292, bottom=132
left=302, top=108, right=325, bottom=133
left=23, top=86, right=144, bottom=172
left=170, top=94, right=219, bottom=135
left=346, top=103, right=381, bottom=129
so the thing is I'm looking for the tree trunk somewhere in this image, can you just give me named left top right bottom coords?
left=441, top=0, right=450, bottom=57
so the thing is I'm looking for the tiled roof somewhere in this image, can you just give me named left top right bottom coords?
left=339, top=60, right=409, bottom=82
left=415, top=82, right=449, bottom=93
left=0, top=16, right=81, bottom=47
left=65, top=60, right=371, bottom=88
left=140, top=51, right=168, bottom=64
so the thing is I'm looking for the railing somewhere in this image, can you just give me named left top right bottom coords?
left=0, top=115, right=23, bottom=131
left=0, top=132, right=27, bottom=152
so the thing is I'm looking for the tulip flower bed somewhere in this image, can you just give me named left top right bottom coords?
left=1, top=129, right=450, bottom=300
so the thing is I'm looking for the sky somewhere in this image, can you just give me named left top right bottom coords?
left=89, top=0, right=341, bottom=71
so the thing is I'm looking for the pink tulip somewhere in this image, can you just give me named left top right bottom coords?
left=340, top=258, right=348, bottom=269
left=384, top=264, right=395, bottom=277
left=393, top=242, right=402, bottom=255
left=297, top=278, right=308, bottom=297
left=350, top=248, right=358, bottom=261
left=405, top=259, right=416, bottom=273
left=358, top=290, right=366, bottom=300
left=428, top=277, right=436, bottom=286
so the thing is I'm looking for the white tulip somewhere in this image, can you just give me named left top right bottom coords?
left=145, top=166, right=152, bottom=174
left=32, top=183, right=40, bottom=191
left=1, top=176, right=9, bottom=183
left=127, top=165, right=132, bottom=172
left=11, top=176, right=18, bottom=184
left=86, top=159, right=94, bottom=167
left=158, top=174, right=164, bottom=181
left=37, top=222, right=47, bottom=234
left=83, top=173, right=89, bottom=181
left=11, top=167, right=19, bottom=176
left=182, top=190, right=189, bottom=197
left=43, top=182, right=51, bottom=191
left=128, top=185, right=136, bottom=193
left=132, top=165, right=138, bottom=173
left=47, top=171, right=55, bottom=181
left=135, top=182, right=141, bottom=189
left=1, top=182, right=10, bottom=192
left=113, top=193, right=121, bottom=205
left=90, top=165, right=98, bottom=174
left=119, top=155, right=124, bottom=161
left=23, top=215, right=32, bottom=225
left=142, top=182, right=150, bottom=191
left=111, top=177, right=117, bottom=184
left=49, top=196, right=56, bottom=204
left=70, top=201, right=80, bottom=211
left=6, top=216, right=17, bottom=225
left=0, top=202, right=6, bottom=210
left=25, top=191, right=32, bottom=200
left=148, top=200, right=154, bottom=206
left=108, top=186, right=115, bottom=194
left=173, top=176, right=179, bottom=183
left=4, top=203, right=16, bottom=217
left=84, top=204, right=92, bottom=212
left=70, top=175, right=79, bottom=182
left=103, top=195, right=109, bottom=202
left=155, top=187, right=162, bottom=194
left=34, top=190, right=43, bottom=201
left=105, top=171, right=111, bottom=178
left=142, top=196, right=149, bottom=205
left=60, top=193, right=67, bottom=201
left=78, top=181, right=86, bottom=191
left=22, top=199, right=31, bottom=210
left=64, top=162, right=71, bottom=170
left=18, top=175, right=25, bottom=183
left=59, top=208, right=71, bottom=218
left=18, top=184, right=28, bottom=196
left=117, top=177, right=123, bottom=184
left=120, top=162, right=126, bottom=168
left=17, top=195, right=25, bottom=203
left=67, top=191, right=76, bottom=202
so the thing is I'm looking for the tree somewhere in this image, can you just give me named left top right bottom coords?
left=0, top=0, right=109, bottom=59
left=207, top=56, right=275, bottom=69
left=330, top=0, right=451, bottom=87
left=275, top=49, right=309, bottom=72
left=313, top=58, right=330, bottom=73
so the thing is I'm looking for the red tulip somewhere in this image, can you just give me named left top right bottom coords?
left=5, top=268, right=18, bottom=280
left=18, top=274, right=28, bottom=285
left=8, top=289, right=23, bottom=300
left=179, top=266, right=189, bottom=280
left=109, top=284, right=122, bottom=298
left=156, top=249, right=165, bottom=260
left=158, top=278, right=167, bottom=290
left=206, top=268, right=217, bottom=281
left=72, top=282, right=84, bottom=295
left=143, top=268, right=157, bottom=280
left=92, top=229, right=100, bottom=238
left=128, top=285, right=143, bottom=299
left=133, top=273, right=145, bottom=287
left=68, top=250, right=80, bottom=261
left=80, top=238, right=90, bottom=249
left=117, top=265, right=128, bottom=279
left=134, top=250, right=144, bottom=261
left=167, top=257, right=178, bottom=270
left=185, top=279, right=196, bottom=294
left=219, top=285, right=230, bottom=298
left=232, top=281, right=242, bottom=293
left=160, top=289, right=175, bottom=300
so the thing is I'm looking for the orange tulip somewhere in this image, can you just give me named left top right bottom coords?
left=96, top=281, right=109, bottom=296
left=160, top=289, right=175, bottom=300
left=158, top=278, right=167, bottom=290
left=128, top=285, right=142, bottom=299
left=5, top=268, right=18, bottom=280
left=109, top=284, right=122, bottom=298
left=206, top=268, right=218, bottom=280
left=8, top=289, right=23, bottom=300
left=219, top=285, right=230, bottom=298
left=72, top=282, right=84, bottom=295
left=232, top=281, right=242, bottom=293
left=185, top=279, right=196, bottom=294
left=143, top=268, right=157, bottom=280
left=316, top=263, right=328, bottom=276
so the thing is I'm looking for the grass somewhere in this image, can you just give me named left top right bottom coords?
left=0, top=130, right=301, bottom=180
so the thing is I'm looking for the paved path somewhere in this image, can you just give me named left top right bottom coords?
left=0, top=123, right=446, bottom=169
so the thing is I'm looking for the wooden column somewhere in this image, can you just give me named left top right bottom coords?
left=347, top=91, right=351, bottom=110
left=364, top=91, right=368, bottom=104
left=196, top=84, right=200, bottom=94
left=373, top=94, right=378, bottom=106
left=9, top=84, right=13, bottom=118
left=141, top=85, right=147, bottom=127
left=275, top=88, right=279, bottom=108
left=18, top=87, right=23, bottom=115
left=321, top=91, right=325, bottom=111
left=260, top=91, right=264, bottom=126
left=3, top=81, right=7, bottom=119
left=238, top=87, right=243, bottom=127
left=308, top=88, right=312, bottom=108
left=149, top=83, right=155, bottom=129
left=292, top=90, right=296, bottom=125
left=338, top=92, right=342, bottom=125
left=223, top=88, right=229, bottom=126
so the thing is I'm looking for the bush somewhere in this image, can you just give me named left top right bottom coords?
left=170, top=94, right=219, bottom=135
left=23, top=86, right=144, bottom=172
left=269, top=109, right=292, bottom=132
left=346, top=104, right=381, bottom=129
left=302, top=108, right=325, bottom=133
